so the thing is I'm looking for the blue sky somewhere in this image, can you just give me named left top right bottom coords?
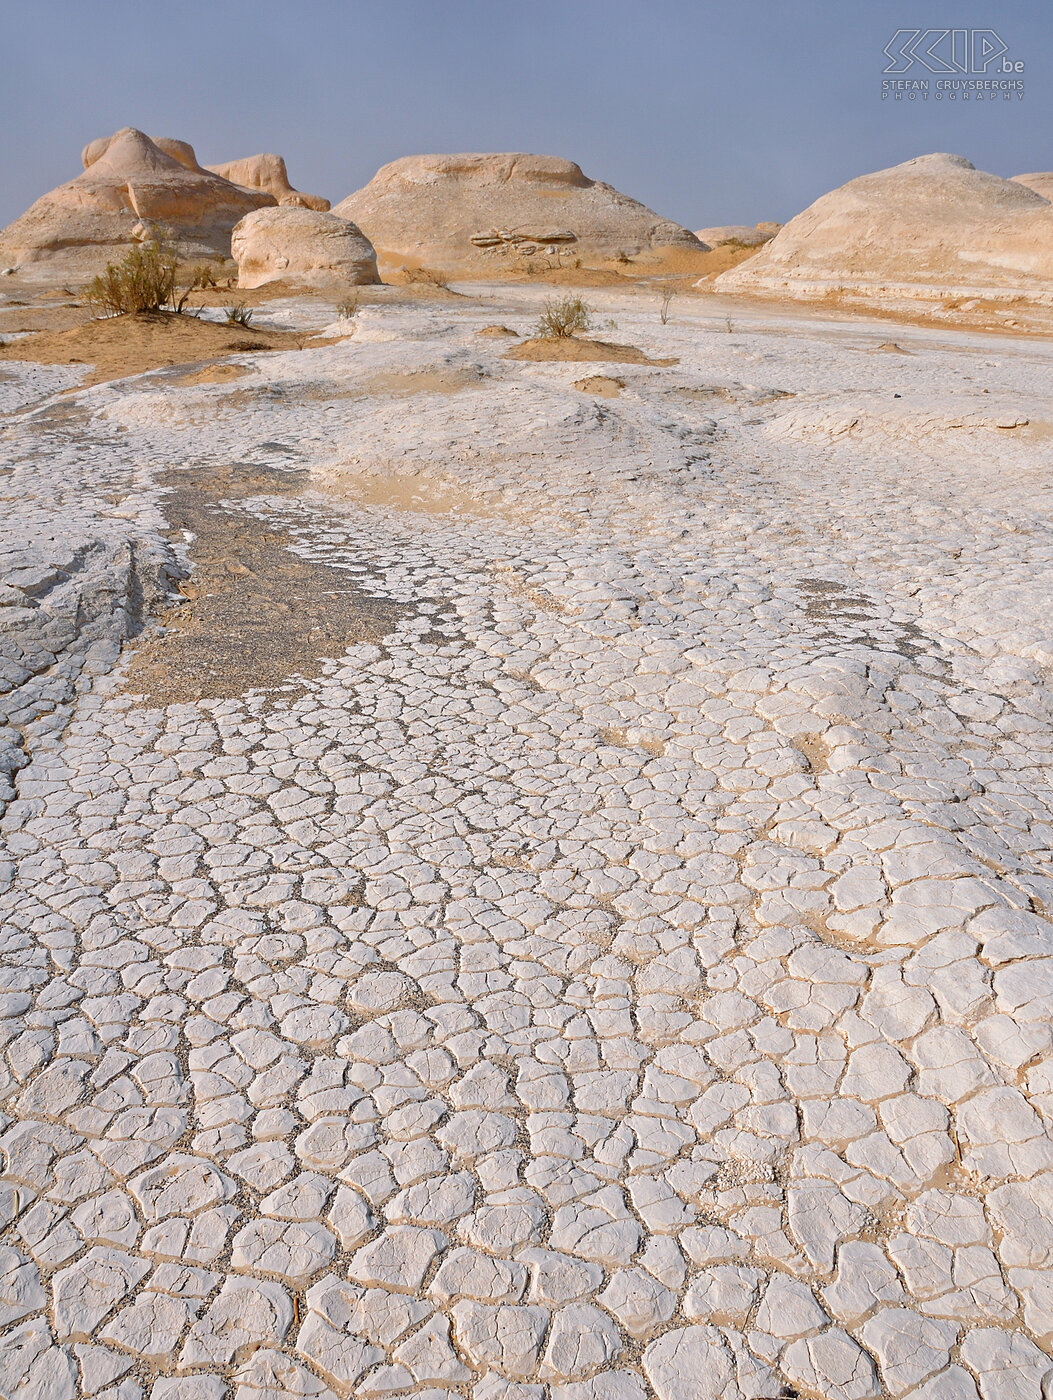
left=2, top=0, right=1049, bottom=230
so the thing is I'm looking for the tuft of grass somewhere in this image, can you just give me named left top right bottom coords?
left=336, top=294, right=359, bottom=320
left=225, top=304, right=254, bottom=328
left=84, top=242, right=178, bottom=317
left=660, top=287, right=676, bottom=325
left=536, top=295, right=592, bottom=339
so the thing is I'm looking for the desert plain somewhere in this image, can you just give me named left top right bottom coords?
left=0, top=135, right=1052, bottom=1400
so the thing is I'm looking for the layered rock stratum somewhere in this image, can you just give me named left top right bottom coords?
left=333, top=153, right=703, bottom=271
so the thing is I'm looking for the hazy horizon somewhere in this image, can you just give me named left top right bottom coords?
left=3, top=0, right=1050, bottom=232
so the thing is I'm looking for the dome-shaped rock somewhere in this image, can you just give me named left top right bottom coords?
left=231, top=207, right=379, bottom=289
left=333, top=152, right=702, bottom=272
left=1, top=128, right=274, bottom=278
left=206, top=154, right=329, bottom=211
left=714, top=153, right=1053, bottom=302
left=1011, top=172, right=1053, bottom=202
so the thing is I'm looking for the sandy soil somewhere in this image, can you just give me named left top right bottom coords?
left=0, top=311, right=308, bottom=386
left=123, top=466, right=405, bottom=705
left=507, top=335, right=677, bottom=364
left=572, top=374, right=625, bottom=397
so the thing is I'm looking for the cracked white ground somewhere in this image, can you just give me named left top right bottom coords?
left=1, top=285, right=1053, bottom=1400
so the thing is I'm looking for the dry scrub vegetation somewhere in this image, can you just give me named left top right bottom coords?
left=535, top=295, right=592, bottom=338
left=83, top=240, right=222, bottom=318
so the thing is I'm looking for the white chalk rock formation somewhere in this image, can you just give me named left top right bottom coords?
left=715, top=153, right=1053, bottom=302
left=693, top=222, right=780, bottom=248
left=333, top=153, right=702, bottom=271
left=1011, top=172, right=1053, bottom=202
left=0, top=128, right=273, bottom=278
left=231, top=207, right=379, bottom=288
left=82, top=133, right=206, bottom=174
left=206, top=154, right=330, bottom=211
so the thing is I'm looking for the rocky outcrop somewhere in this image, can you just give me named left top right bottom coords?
left=0, top=532, right=182, bottom=818
left=206, top=154, right=330, bottom=211
left=333, top=153, right=703, bottom=272
left=230, top=207, right=379, bottom=288
left=0, top=128, right=274, bottom=279
left=693, top=222, right=780, bottom=248
left=715, top=153, right=1053, bottom=303
left=1011, top=172, right=1053, bottom=202
left=82, top=133, right=206, bottom=174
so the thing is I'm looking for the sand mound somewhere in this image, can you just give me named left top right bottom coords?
left=506, top=336, right=676, bottom=365
left=694, top=222, right=780, bottom=248
left=0, top=311, right=303, bottom=386
left=715, top=153, right=1053, bottom=303
left=333, top=152, right=703, bottom=274
left=206, top=154, right=330, bottom=211
left=231, top=208, right=379, bottom=289
left=0, top=129, right=274, bottom=280
left=573, top=375, right=624, bottom=396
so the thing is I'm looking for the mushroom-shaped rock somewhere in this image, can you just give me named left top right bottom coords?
left=714, top=152, right=1053, bottom=302
left=231, top=207, right=380, bottom=289
left=1, top=127, right=274, bottom=278
left=333, top=152, right=703, bottom=272
left=693, top=222, right=780, bottom=248
left=206, top=153, right=330, bottom=211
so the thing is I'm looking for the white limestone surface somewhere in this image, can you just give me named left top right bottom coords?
left=1, top=286, right=1053, bottom=1399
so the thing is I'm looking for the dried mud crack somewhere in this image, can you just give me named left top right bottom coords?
left=3, top=287, right=1053, bottom=1400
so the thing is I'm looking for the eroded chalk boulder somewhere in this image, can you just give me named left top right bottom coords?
left=231, top=207, right=379, bottom=289
left=333, top=153, right=703, bottom=272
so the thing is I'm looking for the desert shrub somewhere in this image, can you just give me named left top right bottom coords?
left=84, top=241, right=178, bottom=316
left=336, top=295, right=359, bottom=319
left=660, top=287, right=676, bottom=324
left=536, top=295, right=592, bottom=339
left=225, top=304, right=253, bottom=328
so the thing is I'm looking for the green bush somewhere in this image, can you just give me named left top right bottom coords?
left=535, top=295, right=592, bottom=339
left=84, top=242, right=178, bottom=316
